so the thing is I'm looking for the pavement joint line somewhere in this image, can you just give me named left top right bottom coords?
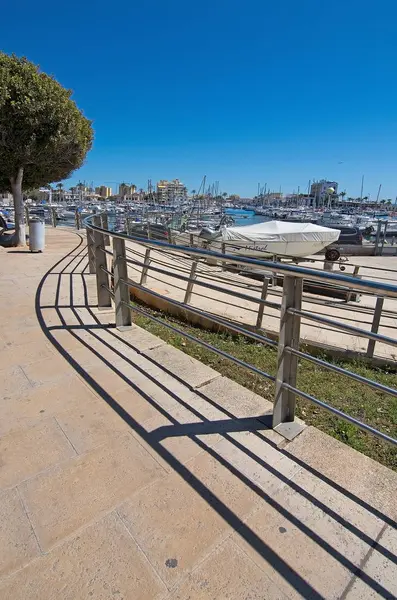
left=126, top=430, right=169, bottom=474
left=339, top=521, right=389, bottom=600
left=115, top=508, right=169, bottom=592
left=53, top=416, right=79, bottom=456
left=16, top=485, right=44, bottom=556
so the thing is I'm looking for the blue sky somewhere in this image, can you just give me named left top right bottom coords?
left=1, top=0, right=397, bottom=198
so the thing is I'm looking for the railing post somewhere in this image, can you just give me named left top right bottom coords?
left=93, top=216, right=112, bottom=309
left=86, top=226, right=96, bottom=274
left=167, top=227, right=173, bottom=245
left=126, top=216, right=132, bottom=236
left=113, top=237, right=132, bottom=329
left=273, top=275, right=303, bottom=436
left=255, top=277, right=270, bottom=329
left=140, top=248, right=151, bottom=285
left=366, top=297, right=384, bottom=358
left=100, top=214, right=110, bottom=246
left=25, top=204, right=29, bottom=225
left=184, top=260, right=198, bottom=304
left=51, top=207, right=57, bottom=227
left=189, top=233, right=194, bottom=247
left=75, top=210, right=82, bottom=230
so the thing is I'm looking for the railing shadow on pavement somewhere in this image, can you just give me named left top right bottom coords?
left=32, top=231, right=397, bottom=599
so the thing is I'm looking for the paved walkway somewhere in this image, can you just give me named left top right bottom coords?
left=0, top=227, right=396, bottom=599
left=124, top=240, right=397, bottom=361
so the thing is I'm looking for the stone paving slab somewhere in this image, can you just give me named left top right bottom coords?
left=166, top=538, right=290, bottom=599
left=0, top=488, right=40, bottom=578
left=142, top=343, right=221, bottom=389
left=0, top=512, right=167, bottom=600
left=0, top=227, right=396, bottom=599
left=284, top=426, right=397, bottom=522
left=19, top=433, right=165, bottom=551
left=0, top=419, right=76, bottom=489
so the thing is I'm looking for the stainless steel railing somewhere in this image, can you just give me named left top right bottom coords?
left=85, top=214, right=397, bottom=446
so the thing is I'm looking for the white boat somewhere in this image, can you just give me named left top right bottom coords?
left=219, top=221, right=340, bottom=257
left=186, top=221, right=340, bottom=258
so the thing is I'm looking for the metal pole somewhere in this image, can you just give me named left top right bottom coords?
left=221, top=242, right=227, bottom=271
left=140, top=248, right=151, bottom=285
left=380, top=222, right=388, bottom=256
left=189, top=233, right=194, bottom=247
left=184, top=261, right=198, bottom=304
left=86, top=226, right=96, bottom=274
left=113, top=237, right=132, bottom=329
left=93, top=216, right=112, bottom=309
left=256, top=278, right=270, bottom=329
left=100, top=214, right=110, bottom=246
left=346, top=265, right=360, bottom=302
left=366, top=297, right=384, bottom=358
left=374, top=220, right=382, bottom=255
left=167, top=226, right=173, bottom=245
left=273, top=276, right=303, bottom=432
left=51, top=207, right=57, bottom=228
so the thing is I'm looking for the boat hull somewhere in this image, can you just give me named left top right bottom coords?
left=173, top=232, right=334, bottom=258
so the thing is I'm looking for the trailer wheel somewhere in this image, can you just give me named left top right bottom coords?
left=325, top=247, right=340, bottom=261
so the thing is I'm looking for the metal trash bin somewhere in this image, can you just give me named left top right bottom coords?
left=29, top=217, right=45, bottom=252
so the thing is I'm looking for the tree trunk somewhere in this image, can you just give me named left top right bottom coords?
left=10, top=167, right=25, bottom=246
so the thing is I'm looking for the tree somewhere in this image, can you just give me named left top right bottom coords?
left=0, top=53, right=93, bottom=245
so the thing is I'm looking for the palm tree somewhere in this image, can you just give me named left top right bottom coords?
left=339, top=191, right=346, bottom=203
left=56, top=182, right=64, bottom=203
left=191, top=189, right=196, bottom=196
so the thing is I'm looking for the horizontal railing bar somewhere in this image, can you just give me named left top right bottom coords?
left=124, top=256, right=281, bottom=310
left=100, top=266, right=113, bottom=277
left=122, top=277, right=278, bottom=348
left=285, top=346, right=397, bottom=398
left=99, top=246, right=113, bottom=257
left=121, top=299, right=276, bottom=381
left=126, top=244, right=267, bottom=292
left=84, top=217, right=397, bottom=298
left=288, top=307, right=397, bottom=347
left=282, top=383, right=397, bottom=446
left=102, top=285, right=115, bottom=297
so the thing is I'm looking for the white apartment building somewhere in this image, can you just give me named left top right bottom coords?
left=156, top=179, right=187, bottom=204
left=310, top=180, right=339, bottom=205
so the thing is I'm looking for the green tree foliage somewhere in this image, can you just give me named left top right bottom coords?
left=0, top=53, right=93, bottom=244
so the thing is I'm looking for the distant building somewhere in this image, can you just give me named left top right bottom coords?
left=0, top=192, right=13, bottom=205
left=156, top=179, right=187, bottom=204
left=118, top=183, right=136, bottom=197
left=95, top=186, right=112, bottom=198
left=310, top=180, right=338, bottom=206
